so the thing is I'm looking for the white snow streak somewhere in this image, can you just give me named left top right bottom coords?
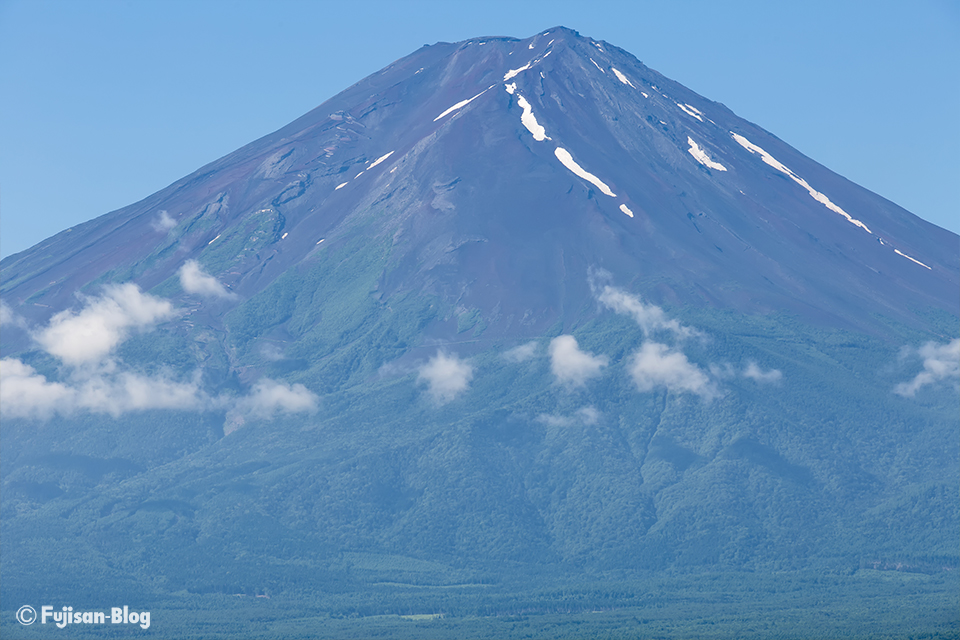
left=335, top=182, right=348, bottom=190
left=207, top=233, right=221, bottom=245
left=367, top=150, right=395, bottom=169
left=434, top=88, right=489, bottom=121
left=677, top=103, right=703, bottom=121
left=611, top=67, right=635, bottom=88
left=281, top=232, right=288, bottom=240
left=641, top=91, right=649, bottom=98
left=619, top=204, right=635, bottom=217
left=504, top=62, right=532, bottom=81
left=687, top=137, right=727, bottom=171
left=731, top=133, right=872, bottom=233
left=504, top=82, right=517, bottom=94
left=554, top=148, right=616, bottom=197
left=895, top=249, right=932, bottom=269
left=590, top=57, right=605, bottom=73
left=517, top=94, right=549, bottom=141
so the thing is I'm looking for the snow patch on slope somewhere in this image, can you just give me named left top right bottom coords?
left=434, top=88, right=490, bottom=121
left=619, top=204, right=635, bottom=217
left=611, top=67, right=635, bottom=88
left=677, top=103, right=703, bottom=121
left=895, top=249, right=932, bottom=269
left=731, top=133, right=872, bottom=233
left=554, top=148, right=616, bottom=197
left=504, top=62, right=532, bottom=81
left=687, top=137, right=727, bottom=171
left=367, top=151, right=395, bottom=169
left=517, top=95, right=550, bottom=141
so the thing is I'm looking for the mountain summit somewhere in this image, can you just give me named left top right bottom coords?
left=3, top=27, right=955, bottom=335
left=2, top=27, right=957, bottom=637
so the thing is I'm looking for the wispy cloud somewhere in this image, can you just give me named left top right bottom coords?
left=537, top=405, right=600, bottom=427
left=0, top=300, right=28, bottom=329
left=503, top=341, right=538, bottom=363
left=742, top=361, right=782, bottom=384
left=589, top=269, right=699, bottom=339
left=629, top=341, right=717, bottom=398
left=151, top=210, right=178, bottom=232
left=549, top=335, right=607, bottom=387
left=178, top=260, right=237, bottom=299
left=229, top=378, right=318, bottom=420
left=418, top=350, right=473, bottom=404
left=895, top=338, right=960, bottom=397
left=35, top=284, right=176, bottom=367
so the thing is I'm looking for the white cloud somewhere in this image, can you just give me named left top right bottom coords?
left=230, top=378, right=319, bottom=419
left=0, top=358, right=75, bottom=419
left=629, top=341, right=717, bottom=398
left=595, top=283, right=699, bottom=339
left=895, top=338, right=960, bottom=397
left=536, top=413, right=574, bottom=427
left=588, top=269, right=699, bottom=339
left=1, top=357, right=320, bottom=423
left=576, top=405, right=600, bottom=425
left=549, top=335, right=607, bottom=387
left=75, top=370, right=206, bottom=417
left=418, top=350, right=473, bottom=404
left=503, top=341, right=538, bottom=363
left=151, top=210, right=178, bottom=232
left=536, top=405, right=600, bottom=427
left=0, top=358, right=206, bottom=419
left=742, top=361, right=783, bottom=384
left=178, top=260, right=237, bottom=299
left=1, top=300, right=28, bottom=329
left=35, top=284, right=176, bottom=367
left=3, top=282, right=318, bottom=423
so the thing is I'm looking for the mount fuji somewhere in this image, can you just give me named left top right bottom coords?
left=2, top=27, right=957, bottom=639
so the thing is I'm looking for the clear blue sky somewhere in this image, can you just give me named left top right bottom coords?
left=1, top=0, right=957, bottom=258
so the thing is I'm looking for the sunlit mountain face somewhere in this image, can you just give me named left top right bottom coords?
left=2, top=27, right=957, bottom=639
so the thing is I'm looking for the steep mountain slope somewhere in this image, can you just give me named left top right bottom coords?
left=1, top=27, right=957, bottom=638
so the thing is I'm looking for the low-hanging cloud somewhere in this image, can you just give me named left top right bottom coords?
left=3, top=281, right=317, bottom=422
left=151, top=210, right=178, bottom=232
left=629, top=341, right=717, bottom=398
left=35, top=284, right=177, bottom=367
left=537, top=405, right=601, bottom=427
left=895, top=338, right=960, bottom=397
left=549, top=335, right=607, bottom=387
left=742, top=361, right=783, bottom=384
left=229, top=378, right=319, bottom=419
left=1, top=357, right=319, bottom=422
left=503, top=341, right=538, bottom=363
left=589, top=269, right=699, bottom=339
left=418, top=350, right=473, bottom=404
left=1, top=300, right=28, bottom=330
left=178, top=260, right=237, bottom=299
left=0, top=358, right=76, bottom=419
left=0, top=358, right=206, bottom=419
